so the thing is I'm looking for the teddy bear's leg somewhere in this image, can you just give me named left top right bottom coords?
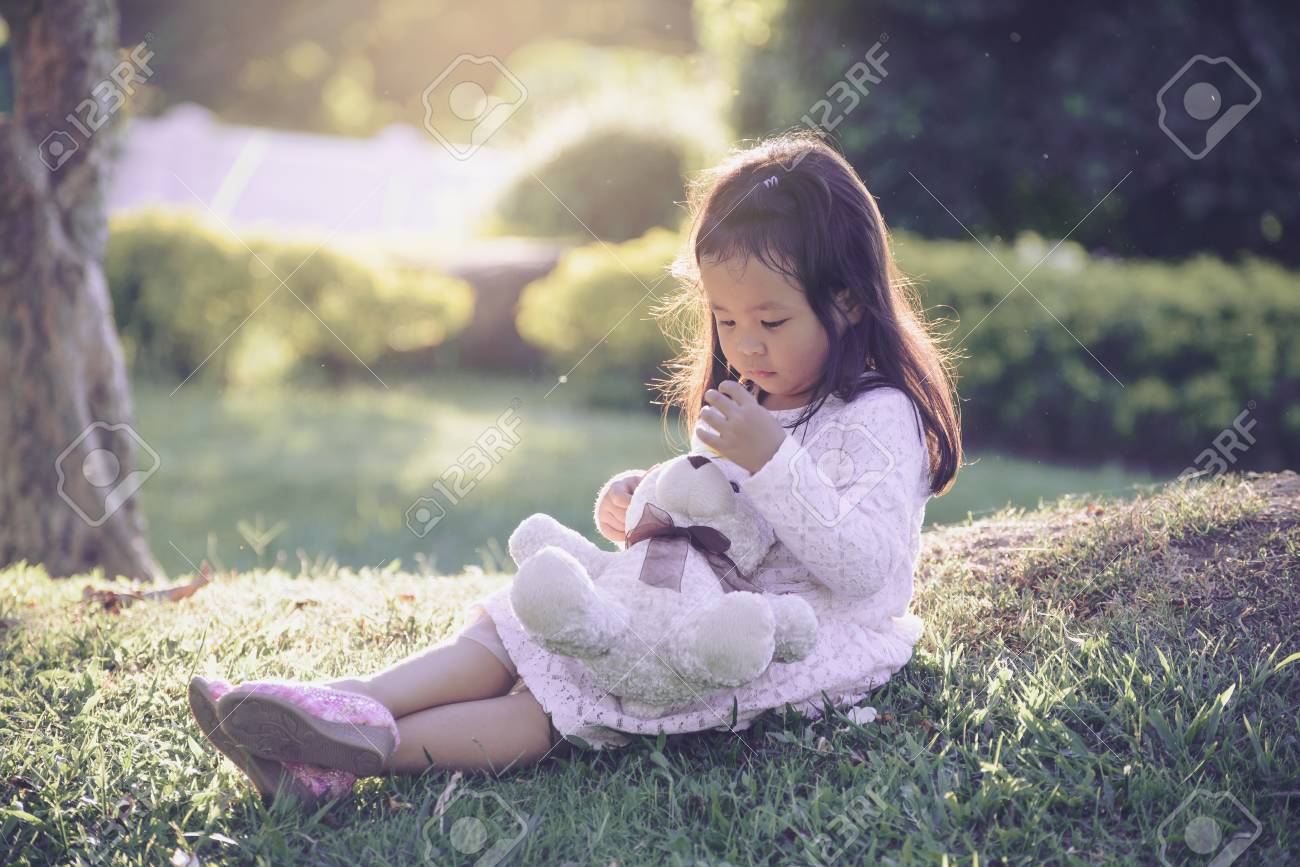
left=680, top=592, right=776, bottom=688
left=767, top=594, right=819, bottom=663
left=508, top=513, right=614, bottom=576
left=510, top=546, right=623, bottom=658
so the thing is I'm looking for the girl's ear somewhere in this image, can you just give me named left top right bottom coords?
left=834, top=290, right=865, bottom=326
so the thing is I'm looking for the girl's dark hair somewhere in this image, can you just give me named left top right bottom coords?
left=651, top=129, right=962, bottom=494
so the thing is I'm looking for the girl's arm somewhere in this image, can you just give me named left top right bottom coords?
left=733, top=390, right=928, bottom=601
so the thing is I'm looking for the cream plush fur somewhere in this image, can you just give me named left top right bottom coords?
left=507, top=453, right=818, bottom=719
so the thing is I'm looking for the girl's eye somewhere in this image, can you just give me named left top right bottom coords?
left=761, top=319, right=789, bottom=329
left=718, top=319, right=735, bottom=328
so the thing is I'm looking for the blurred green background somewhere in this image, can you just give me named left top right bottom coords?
left=12, top=0, right=1293, bottom=577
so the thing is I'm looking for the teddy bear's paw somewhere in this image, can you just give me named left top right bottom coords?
left=690, top=593, right=776, bottom=687
left=768, top=594, right=819, bottom=663
left=510, top=547, right=620, bottom=657
left=511, top=547, right=592, bottom=635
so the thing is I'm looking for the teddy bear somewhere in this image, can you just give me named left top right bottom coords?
left=506, top=452, right=819, bottom=719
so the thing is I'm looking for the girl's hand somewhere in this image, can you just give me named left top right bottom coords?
left=695, top=380, right=787, bottom=475
left=598, top=472, right=645, bottom=543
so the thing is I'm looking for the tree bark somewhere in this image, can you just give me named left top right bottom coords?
left=0, top=0, right=163, bottom=580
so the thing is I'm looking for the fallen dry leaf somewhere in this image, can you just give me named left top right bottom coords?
left=386, top=793, right=416, bottom=813
left=83, top=562, right=213, bottom=614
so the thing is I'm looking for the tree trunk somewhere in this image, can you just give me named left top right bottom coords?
left=0, top=0, right=163, bottom=580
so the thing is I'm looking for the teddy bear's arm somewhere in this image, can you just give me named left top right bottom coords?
left=508, top=513, right=618, bottom=578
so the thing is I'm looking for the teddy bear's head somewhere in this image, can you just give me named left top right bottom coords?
left=623, top=453, right=774, bottom=577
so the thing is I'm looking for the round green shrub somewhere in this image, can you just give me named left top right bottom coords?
left=492, top=128, right=688, bottom=242
left=516, top=225, right=683, bottom=407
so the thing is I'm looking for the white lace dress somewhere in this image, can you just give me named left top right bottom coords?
left=465, top=386, right=931, bottom=749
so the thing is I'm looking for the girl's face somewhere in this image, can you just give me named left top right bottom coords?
left=700, top=255, right=861, bottom=412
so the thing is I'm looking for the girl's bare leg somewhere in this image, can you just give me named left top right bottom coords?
left=310, top=618, right=573, bottom=774
left=386, top=688, right=569, bottom=774
left=321, top=635, right=517, bottom=718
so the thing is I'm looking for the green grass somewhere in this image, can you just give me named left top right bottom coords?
left=2, top=473, right=1296, bottom=865
left=127, top=374, right=1155, bottom=578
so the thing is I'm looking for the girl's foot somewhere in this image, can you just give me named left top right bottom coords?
left=216, top=680, right=399, bottom=775
left=188, top=676, right=356, bottom=807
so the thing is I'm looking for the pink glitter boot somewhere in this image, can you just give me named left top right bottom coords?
left=216, top=680, right=400, bottom=775
left=188, top=676, right=356, bottom=807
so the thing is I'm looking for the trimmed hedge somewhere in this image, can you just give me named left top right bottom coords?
left=106, top=211, right=474, bottom=386
left=894, top=232, right=1299, bottom=469
left=517, top=227, right=1300, bottom=469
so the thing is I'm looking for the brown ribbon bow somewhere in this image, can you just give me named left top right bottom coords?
left=625, top=502, right=763, bottom=594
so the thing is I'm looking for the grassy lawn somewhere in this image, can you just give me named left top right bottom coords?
left=127, top=374, right=1155, bottom=578
left=2, top=474, right=1296, bottom=864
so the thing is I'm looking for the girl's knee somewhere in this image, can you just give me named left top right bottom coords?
left=322, top=676, right=375, bottom=700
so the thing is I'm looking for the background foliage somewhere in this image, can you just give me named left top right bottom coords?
left=107, top=211, right=474, bottom=387
left=518, top=224, right=1300, bottom=469
left=705, top=0, right=1299, bottom=265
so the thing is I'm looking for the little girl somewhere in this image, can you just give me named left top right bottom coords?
left=188, top=130, right=961, bottom=808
